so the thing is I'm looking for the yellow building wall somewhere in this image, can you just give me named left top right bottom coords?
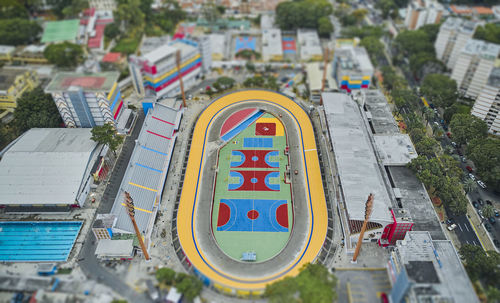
left=0, top=71, right=39, bottom=110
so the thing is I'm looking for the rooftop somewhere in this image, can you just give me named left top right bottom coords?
left=297, top=29, right=322, bottom=59
left=262, top=28, right=283, bottom=58
left=363, top=90, right=399, bottom=134
left=0, top=45, right=15, bottom=54
left=374, top=134, right=417, bottom=166
left=141, top=39, right=198, bottom=65
left=322, top=92, right=393, bottom=223
left=45, top=71, right=119, bottom=92
left=334, top=46, right=374, bottom=75
left=463, top=39, right=500, bottom=60
left=95, top=239, right=134, bottom=257
left=110, top=103, right=181, bottom=236
left=395, top=231, right=478, bottom=303
left=441, top=17, right=464, bottom=30
left=0, top=128, right=99, bottom=205
left=0, top=68, right=28, bottom=91
left=41, top=19, right=80, bottom=43
left=210, top=33, right=227, bottom=56
left=260, top=14, right=275, bottom=30
left=101, top=52, right=123, bottom=63
left=306, top=62, right=336, bottom=91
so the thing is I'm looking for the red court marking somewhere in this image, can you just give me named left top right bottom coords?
left=247, top=210, right=259, bottom=220
left=217, top=202, right=230, bottom=227
left=276, top=204, right=288, bottom=228
left=230, top=170, right=278, bottom=191
left=61, top=77, right=106, bottom=89
left=220, top=108, right=256, bottom=137
left=152, top=116, right=175, bottom=125
left=255, top=123, right=276, bottom=136
left=147, top=130, right=171, bottom=140
left=232, top=150, right=276, bottom=168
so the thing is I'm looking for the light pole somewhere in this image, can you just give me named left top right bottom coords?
left=124, top=191, right=150, bottom=261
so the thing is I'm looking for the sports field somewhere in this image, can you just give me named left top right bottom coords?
left=212, top=112, right=292, bottom=262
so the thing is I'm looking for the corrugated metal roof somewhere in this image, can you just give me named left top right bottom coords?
left=110, top=103, right=181, bottom=235
left=0, top=129, right=99, bottom=205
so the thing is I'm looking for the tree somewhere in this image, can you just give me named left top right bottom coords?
left=213, top=76, right=235, bottom=92
left=352, top=9, right=368, bottom=24
left=44, top=42, right=84, bottom=68
left=341, top=25, right=384, bottom=39
left=392, top=88, right=419, bottom=113
left=0, top=18, right=41, bottom=45
left=394, top=30, right=434, bottom=56
left=449, top=114, right=488, bottom=146
left=415, top=136, right=438, bottom=158
left=409, top=52, right=444, bottom=80
left=318, top=16, right=333, bottom=38
left=111, top=300, right=127, bottom=303
left=90, top=124, right=124, bottom=153
left=482, top=205, right=495, bottom=219
left=466, top=138, right=500, bottom=192
left=14, top=87, right=62, bottom=133
left=420, top=24, right=440, bottom=44
left=275, top=0, right=332, bottom=32
left=443, top=103, right=471, bottom=124
left=176, top=275, right=202, bottom=300
left=265, top=263, right=336, bottom=303
left=474, top=23, right=500, bottom=44
left=375, top=0, right=397, bottom=19
left=459, top=244, right=500, bottom=287
left=360, top=36, right=384, bottom=66
left=115, top=0, right=145, bottom=31
left=420, top=74, right=457, bottom=108
left=462, top=178, right=477, bottom=194
left=0, top=0, right=29, bottom=19
left=156, top=268, right=176, bottom=285
left=104, top=22, right=120, bottom=40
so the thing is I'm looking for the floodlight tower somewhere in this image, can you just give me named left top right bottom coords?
left=176, top=50, right=187, bottom=108
left=124, top=191, right=150, bottom=260
left=352, top=193, right=374, bottom=262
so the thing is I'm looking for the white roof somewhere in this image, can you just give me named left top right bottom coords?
left=0, top=128, right=98, bottom=205
left=322, top=93, right=393, bottom=223
left=142, top=44, right=177, bottom=64
left=297, top=29, right=322, bottom=59
left=262, top=29, right=283, bottom=59
left=0, top=45, right=15, bottom=54
left=95, top=239, right=134, bottom=256
left=166, top=287, right=182, bottom=302
left=374, top=134, right=417, bottom=165
left=210, top=34, right=226, bottom=56
left=306, top=62, right=337, bottom=91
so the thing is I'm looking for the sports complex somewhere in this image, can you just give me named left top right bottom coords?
left=175, top=90, right=328, bottom=294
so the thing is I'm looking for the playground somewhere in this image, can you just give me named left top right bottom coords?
left=212, top=111, right=293, bottom=262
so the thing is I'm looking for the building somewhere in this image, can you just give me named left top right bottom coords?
left=450, top=39, right=500, bottom=99
left=129, top=39, right=202, bottom=98
left=332, top=46, right=374, bottom=92
left=88, top=0, right=116, bottom=11
left=305, top=62, right=336, bottom=103
left=434, top=18, right=478, bottom=69
left=0, top=128, right=102, bottom=212
left=472, top=68, right=500, bottom=135
left=45, top=71, right=125, bottom=128
left=321, top=92, right=417, bottom=253
left=387, top=231, right=478, bottom=303
left=297, top=29, right=323, bottom=61
left=95, top=239, right=134, bottom=260
left=405, top=0, right=444, bottom=30
left=0, top=68, right=38, bottom=110
left=260, top=13, right=275, bottom=30
left=0, top=45, right=16, bottom=62
left=262, top=29, right=283, bottom=61
left=209, top=34, right=228, bottom=61
left=41, top=19, right=81, bottom=44
left=197, top=36, right=212, bottom=73
left=80, top=8, right=114, bottom=50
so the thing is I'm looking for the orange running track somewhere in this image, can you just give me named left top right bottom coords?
left=177, top=90, right=328, bottom=292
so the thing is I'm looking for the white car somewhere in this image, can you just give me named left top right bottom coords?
left=477, top=180, right=487, bottom=189
left=447, top=224, right=457, bottom=231
left=469, top=173, right=476, bottom=181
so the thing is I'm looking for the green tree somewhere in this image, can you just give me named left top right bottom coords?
left=409, top=52, right=444, bottom=80
left=443, top=103, right=471, bottom=124
left=110, top=300, right=127, bottom=303
left=115, top=0, right=145, bottom=31
left=487, top=286, right=500, bottom=303
left=392, top=88, right=420, bottom=113
left=176, top=275, right=202, bottom=300
left=376, top=0, right=397, bottom=18
left=104, top=22, right=120, bottom=40
left=473, top=23, right=500, bottom=44
left=43, top=42, right=84, bottom=68
left=360, top=36, right=384, bottom=66
left=381, top=66, right=407, bottom=91
left=318, top=16, right=333, bottom=38
left=449, top=114, right=488, bottom=146
left=352, top=9, right=368, bottom=24
left=0, top=0, right=29, bottom=19
left=420, top=74, right=457, bottom=108
left=459, top=244, right=500, bottom=287
left=415, top=136, right=438, bottom=158
left=440, top=154, right=463, bottom=180
left=420, top=23, right=440, bottom=43
left=462, top=178, right=477, bottom=194
left=14, top=87, right=62, bottom=133
left=264, top=277, right=299, bottom=303
left=155, top=268, right=176, bottom=285
left=61, top=0, right=87, bottom=17
left=466, top=138, right=500, bottom=192
left=394, top=30, right=434, bottom=55
left=275, top=0, right=332, bottom=31
left=0, top=18, right=41, bottom=45
left=482, top=205, right=495, bottom=219
left=90, top=123, right=124, bottom=154
left=341, top=25, right=384, bottom=39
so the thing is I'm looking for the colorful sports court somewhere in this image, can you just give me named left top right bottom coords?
left=235, top=36, right=256, bottom=53
left=213, top=110, right=292, bottom=262
left=282, top=37, right=296, bottom=54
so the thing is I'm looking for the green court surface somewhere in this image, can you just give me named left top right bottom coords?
left=211, top=113, right=293, bottom=262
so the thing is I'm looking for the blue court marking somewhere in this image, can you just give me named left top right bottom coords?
left=251, top=156, right=258, bottom=161
left=251, top=178, right=258, bottom=183
left=264, top=171, right=280, bottom=191
left=217, top=199, right=288, bottom=232
left=221, top=110, right=264, bottom=141
left=243, top=137, right=273, bottom=148
left=228, top=171, right=243, bottom=190
left=190, top=96, right=316, bottom=284
left=135, top=162, right=162, bottom=173
left=140, top=145, right=168, bottom=156
left=230, top=150, right=245, bottom=167
left=265, top=151, right=280, bottom=168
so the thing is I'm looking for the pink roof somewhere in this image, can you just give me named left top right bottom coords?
left=88, top=24, right=106, bottom=49
left=84, top=7, right=96, bottom=17
left=102, top=52, right=122, bottom=63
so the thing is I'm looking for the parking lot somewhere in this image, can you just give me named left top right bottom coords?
left=336, top=269, right=391, bottom=303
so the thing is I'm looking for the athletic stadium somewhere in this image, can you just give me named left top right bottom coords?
left=174, top=90, right=329, bottom=295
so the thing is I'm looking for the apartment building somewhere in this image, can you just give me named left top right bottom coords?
left=405, top=0, right=444, bottom=30
left=434, top=18, right=479, bottom=69
left=450, top=39, right=500, bottom=99
left=472, top=68, right=500, bottom=135
left=129, top=39, right=202, bottom=98
left=0, top=69, right=38, bottom=110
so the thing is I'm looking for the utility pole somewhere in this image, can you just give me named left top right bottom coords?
left=176, top=50, right=187, bottom=108
left=321, top=47, right=329, bottom=94
left=124, top=191, right=150, bottom=261
left=352, top=193, right=374, bottom=263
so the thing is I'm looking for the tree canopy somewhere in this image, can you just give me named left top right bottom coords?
left=318, top=16, right=334, bottom=38
left=43, top=42, right=84, bottom=68
left=265, top=263, right=337, bottom=303
left=449, top=113, right=488, bottom=146
left=466, top=138, right=500, bottom=192
left=0, top=18, right=41, bottom=45
left=275, top=0, right=333, bottom=31
left=459, top=244, right=500, bottom=288
left=473, top=23, right=500, bottom=44
left=90, top=123, right=124, bottom=153
left=14, top=86, right=62, bottom=133
left=420, top=74, right=457, bottom=108
left=155, top=268, right=202, bottom=300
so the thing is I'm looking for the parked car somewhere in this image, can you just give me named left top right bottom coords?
left=469, top=173, right=476, bottom=181
left=478, top=209, right=485, bottom=220
left=446, top=132, right=452, bottom=138
left=447, top=224, right=457, bottom=231
left=477, top=180, right=487, bottom=189
left=478, top=199, right=484, bottom=205
left=461, top=156, right=466, bottom=163
left=473, top=201, right=479, bottom=208
left=489, top=217, right=496, bottom=224
left=446, top=219, right=454, bottom=225
left=451, top=141, right=457, bottom=147
left=495, top=210, right=499, bottom=217
left=485, top=224, right=492, bottom=232
left=494, top=239, right=500, bottom=248
left=466, top=166, right=473, bottom=172
left=486, top=200, right=493, bottom=206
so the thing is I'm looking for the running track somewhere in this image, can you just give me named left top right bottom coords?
left=177, top=90, right=327, bottom=291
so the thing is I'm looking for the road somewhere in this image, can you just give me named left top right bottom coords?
left=77, top=112, right=153, bottom=302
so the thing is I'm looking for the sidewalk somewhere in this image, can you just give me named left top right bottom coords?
left=466, top=200, right=497, bottom=252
